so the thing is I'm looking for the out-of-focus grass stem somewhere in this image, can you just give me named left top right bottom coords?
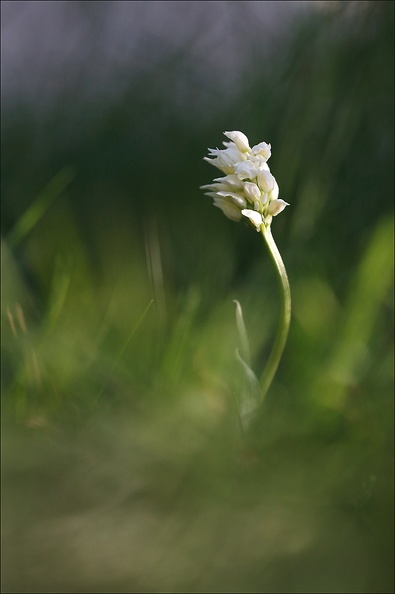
left=7, top=168, right=75, bottom=248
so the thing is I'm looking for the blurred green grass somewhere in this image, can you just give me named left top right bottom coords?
left=1, top=2, right=394, bottom=592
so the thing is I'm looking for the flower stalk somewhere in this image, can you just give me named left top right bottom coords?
left=201, top=130, right=291, bottom=428
left=259, top=226, right=291, bottom=400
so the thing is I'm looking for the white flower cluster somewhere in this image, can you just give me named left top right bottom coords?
left=201, top=131, right=289, bottom=232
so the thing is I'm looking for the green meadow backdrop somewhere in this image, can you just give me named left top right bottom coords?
left=2, top=2, right=393, bottom=592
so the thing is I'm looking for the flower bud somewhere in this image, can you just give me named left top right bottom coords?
left=224, top=131, right=251, bottom=153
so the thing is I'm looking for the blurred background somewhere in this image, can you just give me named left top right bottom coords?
left=1, top=1, right=394, bottom=592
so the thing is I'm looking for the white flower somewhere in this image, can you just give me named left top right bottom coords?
left=223, top=131, right=251, bottom=153
left=202, top=131, right=289, bottom=230
left=216, top=191, right=247, bottom=209
left=213, top=174, right=244, bottom=190
left=235, top=157, right=270, bottom=181
left=200, top=182, right=229, bottom=192
left=241, top=209, right=263, bottom=231
left=234, top=161, right=260, bottom=181
left=251, top=155, right=271, bottom=171
left=251, top=142, right=271, bottom=160
left=243, top=182, right=261, bottom=203
left=257, top=170, right=275, bottom=193
left=267, top=199, right=289, bottom=216
left=268, top=179, right=279, bottom=201
left=204, top=145, right=246, bottom=174
left=213, top=197, right=243, bottom=221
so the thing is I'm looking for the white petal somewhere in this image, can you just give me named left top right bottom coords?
left=251, top=142, right=271, bottom=160
left=216, top=191, right=247, bottom=208
left=205, top=146, right=246, bottom=173
left=267, top=199, right=289, bottom=216
left=200, top=182, right=228, bottom=191
left=257, top=170, right=275, bottom=192
left=241, top=209, right=263, bottom=231
left=235, top=161, right=259, bottom=180
left=250, top=155, right=271, bottom=171
left=213, top=174, right=244, bottom=190
left=214, top=197, right=243, bottom=221
left=268, top=179, right=279, bottom=201
left=224, top=131, right=251, bottom=153
left=243, top=182, right=261, bottom=202
left=203, top=156, right=234, bottom=175
left=224, top=146, right=244, bottom=163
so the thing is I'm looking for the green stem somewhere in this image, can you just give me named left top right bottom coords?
left=259, top=226, right=291, bottom=400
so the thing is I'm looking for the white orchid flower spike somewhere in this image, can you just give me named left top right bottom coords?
left=201, top=131, right=289, bottom=233
left=201, top=131, right=292, bottom=435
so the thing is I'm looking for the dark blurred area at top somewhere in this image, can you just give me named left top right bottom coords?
left=1, top=0, right=394, bottom=299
